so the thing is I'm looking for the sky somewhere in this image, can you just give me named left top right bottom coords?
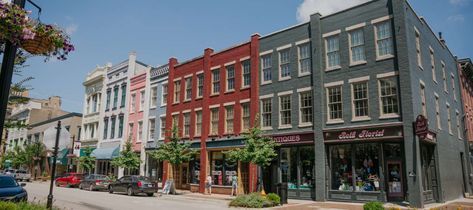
left=14, top=0, right=473, bottom=113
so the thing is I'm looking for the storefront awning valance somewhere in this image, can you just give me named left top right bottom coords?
left=91, top=146, right=119, bottom=160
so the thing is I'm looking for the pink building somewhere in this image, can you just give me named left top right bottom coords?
left=126, top=72, right=147, bottom=153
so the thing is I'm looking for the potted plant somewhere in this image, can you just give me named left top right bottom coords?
left=22, top=23, right=74, bottom=60
left=0, top=2, right=35, bottom=45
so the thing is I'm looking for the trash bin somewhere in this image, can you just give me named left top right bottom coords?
left=276, top=182, right=288, bottom=205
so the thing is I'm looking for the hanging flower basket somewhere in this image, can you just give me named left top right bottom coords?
left=21, top=34, right=53, bottom=55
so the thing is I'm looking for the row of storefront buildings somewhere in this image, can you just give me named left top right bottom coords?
left=77, top=0, right=473, bottom=207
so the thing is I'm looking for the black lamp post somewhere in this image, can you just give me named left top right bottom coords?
left=46, top=120, right=61, bottom=209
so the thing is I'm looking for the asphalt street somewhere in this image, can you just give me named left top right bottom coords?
left=24, top=181, right=230, bottom=210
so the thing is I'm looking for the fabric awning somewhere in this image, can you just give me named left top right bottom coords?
left=91, top=146, right=120, bottom=160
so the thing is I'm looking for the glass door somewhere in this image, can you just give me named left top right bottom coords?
left=386, top=161, right=403, bottom=198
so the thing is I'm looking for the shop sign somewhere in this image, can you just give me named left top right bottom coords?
left=415, top=115, right=428, bottom=136
left=324, top=126, right=403, bottom=142
left=269, top=133, right=314, bottom=145
left=73, top=141, right=81, bottom=157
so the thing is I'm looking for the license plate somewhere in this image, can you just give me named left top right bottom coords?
left=147, top=184, right=153, bottom=187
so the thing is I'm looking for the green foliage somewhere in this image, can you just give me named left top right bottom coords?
left=363, top=201, right=384, bottom=210
left=0, top=201, right=61, bottom=210
left=226, top=126, right=278, bottom=168
left=0, top=141, right=46, bottom=171
left=111, top=136, right=141, bottom=171
left=149, top=126, right=197, bottom=167
left=229, top=193, right=276, bottom=208
left=266, top=193, right=281, bottom=206
left=78, top=147, right=96, bottom=173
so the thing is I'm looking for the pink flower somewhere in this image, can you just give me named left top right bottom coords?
left=22, top=28, right=35, bottom=40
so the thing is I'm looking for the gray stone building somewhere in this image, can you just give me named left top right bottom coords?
left=259, top=0, right=468, bottom=207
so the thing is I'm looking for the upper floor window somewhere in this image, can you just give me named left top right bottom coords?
left=113, top=86, right=119, bottom=109
left=92, top=94, right=98, bottom=113
left=279, top=95, right=292, bottom=127
left=379, top=77, right=399, bottom=117
left=279, top=49, right=291, bottom=80
left=149, top=118, right=156, bottom=140
left=103, top=118, right=109, bottom=139
left=118, top=116, right=124, bottom=138
left=375, top=21, right=393, bottom=58
left=326, top=35, right=340, bottom=69
left=160, top=117, right=166, bottom=139
left=210, top=108, right=219, bottom=135
left=140, top=90, right=145, bottom=111
left=120, top=85, right=126, bottom=107
left=352, top=82, right=369, bottom=119
left=226, top=65, right=235, bottom=91
left=130, top=93, right=136, bottom=112
left=150, top=86, right=158, bottom=108
left=327, top=86, right=343, bottom=121
left=173, top=80, right=181, bottom=103
left=261, top=99, right=272, bottom=128
left=349, top=29, right=365, bottom=64
left=197, top=74, right=204, bottom=97
left=110, top=117, right=116, bottom=139
left=195, top=111, right=202, bottom=136
left=447, top=104, right=452, bottom=134
left=106, top=89, right=111, bottom=110
left=456, top=110, right=462, bottom=139
left=420, top=83, right=427, bottom=117
left=415, top=29, right=422, bottom=69
left=430, top=48, right=437, bottom=82
left=261, top=54, right=272, bottom=83
left=451, top=74, right=457, bottom=101
left=183, top=113, right=190, bottom=137
left=241, top=103, right=250, bottom=132
left=138, top=121, right=143, bottom=142
left=212, top=69, right=220, bottom=95
left=162, top=83, right=168, bottom=106
left=225, top=106, right=234, bottom=134
left=128, top=123, right=133, bottom=139
left=172, top=114, right=178, bottom=128
left=299, top=91, right=313, bottom=125
left=442, top=62, right=447, bottom=92
left=185, top=77, right=192, bottom=101
left=435, top=95, right=441, bottom=129
left=298, top=43, right=311, bottom=75
left=242, top=60, right=251, bottom=88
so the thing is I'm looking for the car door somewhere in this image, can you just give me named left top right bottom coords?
left=115, top=177, right=126, bottom=192
left=84, top=175, right=92, bottom=188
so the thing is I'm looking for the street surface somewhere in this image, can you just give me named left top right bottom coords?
left=24, top=181, right=229, bottom=210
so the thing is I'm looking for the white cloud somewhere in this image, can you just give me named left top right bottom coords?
left=448, top=14, right=465, bottom=22
left=296, top=0, right=370, bottom=22
left=65, top=24, right=78, bottom=35
left=450, top=0, right=469, bottom=6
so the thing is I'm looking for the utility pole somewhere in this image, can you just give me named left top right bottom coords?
left=0, top=0, right=26, bottom=147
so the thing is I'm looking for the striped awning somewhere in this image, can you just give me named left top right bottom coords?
left=91, top=146, right=120, bottom=160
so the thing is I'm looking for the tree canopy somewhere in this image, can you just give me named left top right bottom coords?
left=78, top=147, right=96, bottom=174
left=111, top=136, right=141, bottom=172
left=149, top=126, right=197, bottom=167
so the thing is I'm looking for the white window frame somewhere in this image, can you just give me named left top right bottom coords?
left=196, top=72, right=204, bottom=98
left=130, top=92, right=136, bottom=113
left=148, top=117, right=156, bottom=141
left=451, top=73, right=457, bottom=101
left=184, top=76, right=192, bottom=101
left=260, top=52, right=273, bottom=85
left=278, top=91, right=293, bottom=129
left=241, top=102, right=251, bottom=132
left=278, top=45, right=292, bottom=81
left=441, top=61, right=448, bottom=93
left=159, top=116, right=166, bottom=140
left=241, top=58, right=251, bottom=89
left=195, top=110, right=202, bottom=137
left=150, top=85, right=158, bottom=109
left=137, top=120, right=143, bottom=142
left=139, top=89, right=145, bottom=112
left=226, top=65, right=235, bottom=92
left=161, top=82, right=168, bottom=107
left=325, top=82, right=344, bottom=124
left=225, top=105, right=234, bottom=134
left=348, top=28, right=367, bottom=66
left=298, top=88, right=313, bottom=127
left=377, top=73, right=400, bottom=119
left=210, top=108, right=219, bottom=135
left=296, top=39, right=311, bottom=77
left=435, top=93, right=441, bottom=130
left=447, top=103, right=452, bottom=135
left=415, top=27, right=422, bottom=69
left=183, top=112, right=190, bottom=137
left=456, top=110, right=462, bottom=139
left=173, top=80, right=181, bottom=104
left=324, top=34, right=341, bottom=71
left=373, top=17, right=394, bottom=61
left=430, top=47, right=437, bottom=83
left=260, top=98, right=273, bottom=130
left=211, top=69, right=220, bottom=95
left=350, top=77, right=370, bottom=121
left=420, top=81, right=427, bottom=117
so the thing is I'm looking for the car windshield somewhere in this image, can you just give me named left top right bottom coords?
left=73, top=174, right=84, bottom=179
left=95, top=175, right=108, bottom=180
left=0, top=177, right=18, bottom=188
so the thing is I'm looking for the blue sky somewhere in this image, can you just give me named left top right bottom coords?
left=17, top=0, right=473, bottom=113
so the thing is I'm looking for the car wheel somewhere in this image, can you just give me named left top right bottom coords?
left=79, top=183, right=83, bottom=190
left=55, top=182, right=60, bottom=187
left=108, top=186, right=114, bottom=194
left=89, top=185, right=94, bottom=191
left=147, top=193, right=154, bottom=197
left=127, top=187, right=134, bottom=196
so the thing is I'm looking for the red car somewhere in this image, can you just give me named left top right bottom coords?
left=55, top=173, right=84, bottom=188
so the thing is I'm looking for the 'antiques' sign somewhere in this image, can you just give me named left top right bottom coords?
left=269, top=132, right=314, bottom=145
left=324, top=126, right=403, bottom=142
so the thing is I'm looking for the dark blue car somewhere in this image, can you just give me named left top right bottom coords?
left=0, top=175, right=27, bottom=202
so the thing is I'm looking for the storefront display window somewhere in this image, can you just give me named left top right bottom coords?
left=299, top=146, right=314, bottom=189
left=330, top=145, right=352, bottom=191
left=354, top=144, right=380, bottom=192
left=191, top=158, right=200, bottom=184
left=280, top=148, right=298, bottom=189
left=209, top=151, right=236, bottom=186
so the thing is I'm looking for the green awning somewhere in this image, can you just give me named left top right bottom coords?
left=91, top=146, right=120, bottom=160
left=80, top=148, right=96, bottom=157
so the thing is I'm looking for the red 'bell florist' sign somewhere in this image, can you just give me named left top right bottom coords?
left=415, top=115, right=428, bottom=136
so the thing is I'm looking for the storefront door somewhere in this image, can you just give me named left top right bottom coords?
left=421, top=143, right=439, bottom=203
left=175, top=163, right=190, bottom=190
left=280, top=146, right=314, bottom=199
left=386, top=161, right=403, bottom=199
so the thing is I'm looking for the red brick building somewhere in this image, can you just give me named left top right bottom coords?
left=459, top=58, right=473, bottom=144
left=164, top=34, right=260, bottom=194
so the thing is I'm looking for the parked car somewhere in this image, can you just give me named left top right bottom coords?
left=108, top=176, right=156, bottom=196
left=79, top=174, right=111, bottom=191
left=0, top=175, right=27, bottom=202
left=55, top=173, right=84, bottom=188
left=3, top=169, right=31, bottom=182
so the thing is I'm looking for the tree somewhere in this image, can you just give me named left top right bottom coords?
left=226, top=126, right=279, bottom=195
left=23, top=141, right=46, bottom=179
left=111, top=136, right=141, bottom=175
left=78, top=147, right=96, bottom=174
left=149, top=126, right=196, bottom=194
